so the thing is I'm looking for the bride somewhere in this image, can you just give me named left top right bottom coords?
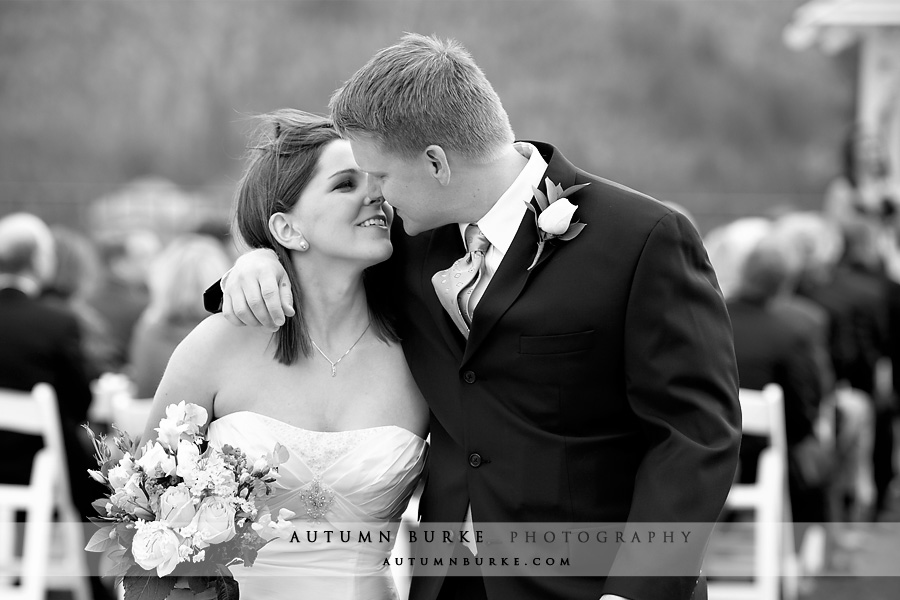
left=141, top=110, right=428, bottom=600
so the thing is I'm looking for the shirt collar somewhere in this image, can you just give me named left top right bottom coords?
left=460, top=142, right=548, bottom=254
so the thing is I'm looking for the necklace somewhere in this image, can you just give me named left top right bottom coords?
left=310, top=322, right=371, bottom=377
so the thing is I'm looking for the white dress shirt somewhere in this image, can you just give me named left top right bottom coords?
left=459, top=141, right=548, bottom=312
left=457, top=142, right=547, bottom=555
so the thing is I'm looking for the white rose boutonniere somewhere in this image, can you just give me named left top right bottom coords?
left=525, top=177, right=589, bottom=270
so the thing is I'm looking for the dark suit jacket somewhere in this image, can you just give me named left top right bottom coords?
left=205, top=142, right=741, bottom=600
left=0, top=287, right=96, bottom=517
left=799, top=262, right=889, bottom=395
left=388, top=143, right=740, bottom=600
left=728, top=297, right=821, bottom=446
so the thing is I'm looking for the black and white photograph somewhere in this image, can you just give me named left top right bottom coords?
left=1, top=1, right=899, bottom=600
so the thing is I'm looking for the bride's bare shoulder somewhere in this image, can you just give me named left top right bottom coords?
left=173, top=314, right=270, bottom=364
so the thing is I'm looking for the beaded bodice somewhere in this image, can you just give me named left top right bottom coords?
left=251, top=413, right=388, bottom=475
left=208, top=411, right=427, bottom=523
left=206, top=411, right=427, bottom=599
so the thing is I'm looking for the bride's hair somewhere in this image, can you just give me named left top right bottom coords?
left=233, top=109, right=399, bottom=365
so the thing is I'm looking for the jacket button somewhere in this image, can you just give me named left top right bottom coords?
left=463, top=371, right=476, bottom=384
left=468, top=453, right=482, bottom=468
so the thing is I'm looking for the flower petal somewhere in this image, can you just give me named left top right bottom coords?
left=532, top=186, right=549, bottom=211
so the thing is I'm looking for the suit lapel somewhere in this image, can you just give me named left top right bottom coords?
left=462, top=143, right=581, bottom=364
left=421, top=224, right=468, bottom=357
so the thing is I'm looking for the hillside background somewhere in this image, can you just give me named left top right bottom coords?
left=0, top=0, right=856, bottom=234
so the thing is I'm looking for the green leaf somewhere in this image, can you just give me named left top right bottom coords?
left=189, top=576, right=214, bottom=593
left=116, top=522, right=137, bottom=548
left=561, top=182, right=590, bottom=198
left=86, top=525, right=118, bottom=553
left=531, top=186, right=549, bottom=212
left=558, top=222, right=586, bottom=241
left=105, top=555, right=135, bottom=579
left=124, top=569, right=177, bottom=600
left=215, top=571, right=239, bottom=600
left=524, top=199, right=536, bottom=214
left=91, top=498, right=110, bottom=517
left=544, top=178, right=558, bottom=204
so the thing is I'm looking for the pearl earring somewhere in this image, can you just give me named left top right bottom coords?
left=299, top=241, right=308, bottom=250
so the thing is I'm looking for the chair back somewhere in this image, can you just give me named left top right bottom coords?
left=0, top=383, right=66, bottom=463
left=0, top=384, right=90, bottom=600
left=706, top=383, right=798, bottom=600
left=738, top=384, right=788, bottom=462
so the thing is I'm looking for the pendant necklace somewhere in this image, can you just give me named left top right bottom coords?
left=310, top=322, right=371, bottom=377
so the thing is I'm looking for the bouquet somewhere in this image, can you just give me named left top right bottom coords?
left=83, top=402, right=295, bottom=600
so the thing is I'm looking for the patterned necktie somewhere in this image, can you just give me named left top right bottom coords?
left=431, top=224, right=492, bottom=338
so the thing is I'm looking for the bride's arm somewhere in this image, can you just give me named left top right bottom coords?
left=138, top=315, right=228, bottom=446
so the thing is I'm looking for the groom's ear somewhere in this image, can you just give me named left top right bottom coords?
left=424, top=145, right=451, bottom=186
left=268, top=212, right=308, bottom=251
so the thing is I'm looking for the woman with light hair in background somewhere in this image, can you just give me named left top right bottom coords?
left=127, top=234, right=232, bottom=398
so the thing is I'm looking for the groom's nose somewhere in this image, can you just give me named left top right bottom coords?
left=366, top=174, right=382, bottom=198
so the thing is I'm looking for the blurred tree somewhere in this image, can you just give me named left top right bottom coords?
left=0, top=0, right=854, bottom=234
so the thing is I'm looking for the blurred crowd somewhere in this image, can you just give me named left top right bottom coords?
left=0, top=127, right=898, bottom=596
left=0, top=208, right=235, bottom=512
left=704, top=128, right=900, bottom=569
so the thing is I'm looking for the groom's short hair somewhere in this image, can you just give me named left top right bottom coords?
left=329, top=33, right=514, bottom=162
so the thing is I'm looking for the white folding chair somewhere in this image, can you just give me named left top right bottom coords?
left=706, top=384, right=800, bottom=600
left=0, top=384, right=91, bottom=600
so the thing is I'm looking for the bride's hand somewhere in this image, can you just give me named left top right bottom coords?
left=222, top=248, right=295, bottom=331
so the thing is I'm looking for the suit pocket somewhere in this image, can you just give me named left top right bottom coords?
left=519, top=330, right=595, bottom=355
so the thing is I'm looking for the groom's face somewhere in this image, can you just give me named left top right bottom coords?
left=349, top=138, right=451, bottom=236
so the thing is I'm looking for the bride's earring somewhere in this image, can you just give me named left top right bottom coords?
left=268, top=212, right=309, bottom=252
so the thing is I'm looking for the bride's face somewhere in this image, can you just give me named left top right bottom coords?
left=274, top=140, right=394, bottom=268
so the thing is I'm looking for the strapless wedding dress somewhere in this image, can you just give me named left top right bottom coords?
left=208, top=411, right=427, bottom=600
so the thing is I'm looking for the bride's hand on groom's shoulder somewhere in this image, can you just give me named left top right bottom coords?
left=222, top=248, right=295, bottom=331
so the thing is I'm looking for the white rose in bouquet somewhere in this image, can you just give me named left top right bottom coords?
left=159, top=484, right=196, bottom=529
left=107, top=453, right=135, bottom=490
left=132, top=521, right=182, bottom=576
left=136, top=441, right=176, bottom=478
left=192, top=496, right=237, bottom=548
left=175, top=439, right=201, bottom=479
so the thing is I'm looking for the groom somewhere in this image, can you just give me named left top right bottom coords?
left=207, top=34, right=740, bottom=600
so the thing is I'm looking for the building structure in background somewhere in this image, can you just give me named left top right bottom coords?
left=787, top=0, right=900, bottom=209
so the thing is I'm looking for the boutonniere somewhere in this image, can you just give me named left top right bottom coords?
left=524, top=177, right=589, bottom=270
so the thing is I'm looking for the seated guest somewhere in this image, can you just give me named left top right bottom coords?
left=0, top=213, right=112, bottom=600
left=128, top=234, right=231, bottom=398
left=42, top=225, right=119, bottom=380
left=727, top=239, right=828, bottom=525
left=86, top=230, right=160, bottom=370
